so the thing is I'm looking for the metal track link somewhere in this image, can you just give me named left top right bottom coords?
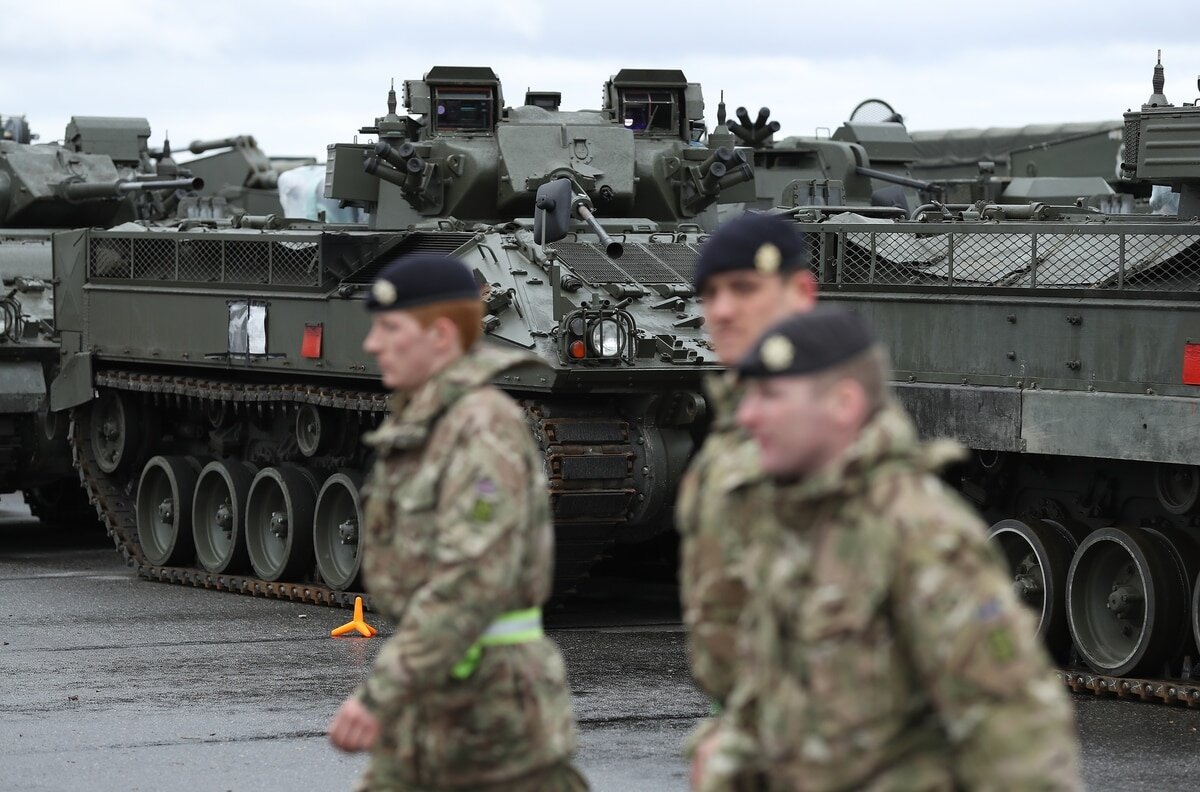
left=1057, top=670, right=1200, bottom=708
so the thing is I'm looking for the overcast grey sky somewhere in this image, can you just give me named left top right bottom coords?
left=5, top=1, right=1200, bottom=160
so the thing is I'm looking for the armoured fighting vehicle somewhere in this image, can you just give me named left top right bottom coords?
left=50, top=67, right=751, bottom=602
left=179, top=135, right=316, bottom=216
left=725, top=93, right=1133, bottom=220
left=0, top=117, right=199, bottom=520
left=778, top=56, right=1200, bottom=698
left=714, top=96, right=927, bottom=219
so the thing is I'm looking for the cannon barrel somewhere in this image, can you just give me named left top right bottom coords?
left=575, top=202, right=623, bottom=259
left=854, top=165, right=939, bottom=193
left=188, top=136, right=255, bottom=155
left=59, top=177, right=204, bottom=201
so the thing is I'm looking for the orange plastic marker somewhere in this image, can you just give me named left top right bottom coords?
left=331, top=596, right=377, bottom=637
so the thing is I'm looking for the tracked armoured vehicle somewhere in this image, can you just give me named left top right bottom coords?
left=50, top=67, right=751, bottom=602
left=778, top=56, right=1200, bottom=702
left=713, top=95, right=927, bottom=220
left=0, top=116, right=199, bottom=521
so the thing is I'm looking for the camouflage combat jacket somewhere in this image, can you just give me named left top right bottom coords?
left=353, top=344, right=579, bottom=789
left=676, top=373, right=773, bottom=710
left=703, top=405, right=1081, bottom=792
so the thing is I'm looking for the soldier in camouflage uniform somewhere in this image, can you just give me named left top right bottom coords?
left=675, top=214, right=817, bottom=738
left=328, top=253, right=585, bottom=792
left=693, top=307, right=1081, bottom=791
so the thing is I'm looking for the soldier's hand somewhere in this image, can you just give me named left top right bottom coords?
left=328, top=696, right=380, bottom=753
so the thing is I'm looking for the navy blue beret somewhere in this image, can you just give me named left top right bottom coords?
left=365, top=253, right=480, bottom=312
left=738, top=305, right=875, bottom=379
left=694, top=212, right=810, bottom=292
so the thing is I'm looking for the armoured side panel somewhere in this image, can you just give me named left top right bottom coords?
left=825, top=291, right=1198, bottom=398
left=1022, top=389, right=1199, bottom=465
left=892, top=383, right=1022, bottom=452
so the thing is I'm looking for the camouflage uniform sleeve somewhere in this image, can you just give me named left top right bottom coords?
left=891, top=477, right=1082, bottom=792
left=676, top=464, right=720, bottom=755
left=355, top=404, right=532, bottom=714
left=676, top=444, right=755, bottom=706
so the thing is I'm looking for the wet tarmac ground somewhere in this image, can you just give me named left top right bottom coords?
left=3, top=492, right=1200, bottom=791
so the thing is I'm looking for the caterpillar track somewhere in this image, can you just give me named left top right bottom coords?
left=1058, top=669, right=1200, bottom=708
left=70, top=369, right=657, bottom=608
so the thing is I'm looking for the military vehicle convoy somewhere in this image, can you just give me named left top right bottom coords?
left=779, top=56, right=1200, bottom=698
left=0, top=116, right=199, bottom=521
left=49, top=67, right=749, bottom=602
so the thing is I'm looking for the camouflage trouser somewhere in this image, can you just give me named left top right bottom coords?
left=353, top=758, right=588, bottom=792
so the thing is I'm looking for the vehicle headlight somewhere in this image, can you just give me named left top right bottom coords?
left=589, top=318, right=625, bottom=358
left=0, top=310, right=8, bottom=340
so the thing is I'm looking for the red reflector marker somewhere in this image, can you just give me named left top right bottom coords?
left=568, top=340, right=586, bottom=360
left=302, top=324, right=324, bottom=359
left=1185, top=342, right=1200, bottom=385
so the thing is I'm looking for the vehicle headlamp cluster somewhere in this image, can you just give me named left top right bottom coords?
left=559, top=305, right=636, bottom=364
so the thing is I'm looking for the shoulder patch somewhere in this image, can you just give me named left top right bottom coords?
left=470, top=476, right=499, bottom=522
left=471, top=499, right=494, bottom=522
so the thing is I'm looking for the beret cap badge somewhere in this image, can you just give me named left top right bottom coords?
left=371, top=279, right=397, bottom=307
left=761, top=334, right=795, bottom=372
left=754, top=243, right=782, bottom=275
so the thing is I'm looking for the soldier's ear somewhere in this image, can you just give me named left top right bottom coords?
left=783, top=269, right=818, bottom=311
left=428, top=314, right=466, bottom=354
left=827, top=378, right=869, bottom=429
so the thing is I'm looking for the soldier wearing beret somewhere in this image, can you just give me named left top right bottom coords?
left=675, top=212, right=817, bottom=768
left=328, top=253, right=586, bottom=791
left=693, top=307, right=1081, bottom=791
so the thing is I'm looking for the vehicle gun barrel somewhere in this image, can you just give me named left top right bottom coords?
left=59, top=177, right=204, bottom=201
left=575, top=202, right=623, bottom=259
left=854, top=166, right=940, bottom=193
left=188, top=136, right=255, bottom=155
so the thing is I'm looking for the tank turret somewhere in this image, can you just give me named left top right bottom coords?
left=0, top=139, right=201, bottom=228
left=0, top=116, right=202, bottom=228
left=1120, top=52, right=1200, bottom=217
left=327, top=66, right=754, bottom=231
left=178, top=135, right=316, bottom=216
